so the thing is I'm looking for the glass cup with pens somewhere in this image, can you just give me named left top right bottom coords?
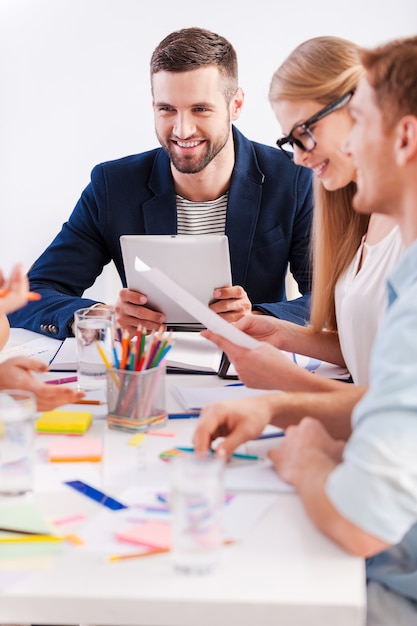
left=106, top=325, right=172, bottom=433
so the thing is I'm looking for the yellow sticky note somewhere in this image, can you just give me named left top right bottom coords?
left=128, top=433, right=146, bottom=446
left=36, top=410, right=93, bottom=435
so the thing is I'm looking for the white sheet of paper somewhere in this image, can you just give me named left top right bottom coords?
left=34, top=462, right=102, bottom=492
left=224, top=458, right=294, bottom=493
left=0, top=336, right=61, bottom=365
left=48, top=337, right=77, bottom=371
left=165, top=332, right=223, bottom=373
left=135, top=258, right=261, bottom=350
left=172, top=384, right=275, bottom=411
left=79, top=486, right=278, bottom=553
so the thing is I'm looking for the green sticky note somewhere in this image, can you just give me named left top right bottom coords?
left=0, top=503, right=62, bottom=560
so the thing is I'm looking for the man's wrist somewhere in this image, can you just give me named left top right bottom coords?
left=68, top=302, right=105, bottom=336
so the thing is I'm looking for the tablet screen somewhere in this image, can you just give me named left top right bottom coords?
left=120, top=234, right=232, bottom=326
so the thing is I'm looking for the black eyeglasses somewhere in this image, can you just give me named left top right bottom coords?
left=276, top=91, right=354, bottom=159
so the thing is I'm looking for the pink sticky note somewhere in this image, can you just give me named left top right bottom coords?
left=116, top=520, right=172, bottom=549
left=145, top=430, right=176, bottom=437
left=49, top=438, right=103, bottom=462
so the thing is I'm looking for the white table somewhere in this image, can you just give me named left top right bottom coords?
left=0, top=330, right=366, bottom=626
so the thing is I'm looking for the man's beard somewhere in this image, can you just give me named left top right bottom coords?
left=157, top=129, right=230, bottom=174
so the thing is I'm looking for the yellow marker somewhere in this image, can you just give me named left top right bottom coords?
left=95, top=341, right=120, bottom=386
left=0, top=535, right=64, bottom=544
left=94, top=340, right=112, bottom=367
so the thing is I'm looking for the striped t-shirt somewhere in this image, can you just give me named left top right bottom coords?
left=176, top=192, right=228, bottom=235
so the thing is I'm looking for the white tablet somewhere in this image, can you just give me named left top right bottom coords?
left=120, top=234, right=232, bottom=326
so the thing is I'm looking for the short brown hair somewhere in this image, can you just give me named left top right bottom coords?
left=360, top=36, right=417, bottom=130
left=150, top=27, right=238, bottom=102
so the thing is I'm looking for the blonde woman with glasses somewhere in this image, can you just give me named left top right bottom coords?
left=199, top=37, right=404, bottom=438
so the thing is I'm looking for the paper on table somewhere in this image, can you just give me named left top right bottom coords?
left=165, top=332, right=223, bottom=373
left=78, top=487, right=279, bottom=554
left=79, top=488, right=174, bottom=555
left=34, top=461, right=102, bottom=492
left=134, top=258, right=261, bottom=350
left=0, top=502, right=53, bottom=536
left=224, top=459, right=294, bottom=493
left=223, top=493, right=277, bottom=541
left=49, top=337, right=77, bottom=371
left=0, top=336, right=62, bottom=365
left=0, top=503, right=62, bottom=560
left=172, top=384, right=275, bottom=411
left=115, top=495, right=277, bottom=546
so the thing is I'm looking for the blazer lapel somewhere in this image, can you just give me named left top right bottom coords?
left=142, top=151, right=178, bottom=234
left=226, top=128, right=264, bottom=286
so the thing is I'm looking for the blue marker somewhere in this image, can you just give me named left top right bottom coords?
left=256, top=432, right=285, bottom=440
left=168, top=413, right=200, bottom=419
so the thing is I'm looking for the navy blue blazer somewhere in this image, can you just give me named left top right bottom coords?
left=9, top=127, right=313, bottom=339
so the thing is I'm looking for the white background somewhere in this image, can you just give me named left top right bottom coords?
left=1, top=0, right=416, bottom=301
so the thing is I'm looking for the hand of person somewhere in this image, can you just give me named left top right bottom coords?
left=201, top=329, right=301, bottom=389
left=0, top=357, right=85, bottom=411
left=115, top=289, right=166, bottom=336
left=0, top=264, right=30, bottom=315
left=268, top=417, right=345, bottom=488
left=193, top=395, right=272, bottom=459
left=231, top=314, right=292, bottom=348
left=208, top=285, right=252, bottom=322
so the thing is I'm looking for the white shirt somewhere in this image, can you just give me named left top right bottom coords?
left=334, top=225, right=404, bottom=385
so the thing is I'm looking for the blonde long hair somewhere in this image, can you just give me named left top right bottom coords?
left=269, top=36, right=370, bottom=331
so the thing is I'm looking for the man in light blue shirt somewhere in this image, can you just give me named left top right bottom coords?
left=257, top=36, right=417, bottom=624
left=194, top=35, right=417, bottom=624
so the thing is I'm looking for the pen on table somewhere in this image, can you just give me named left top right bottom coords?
left=108, top=547, right=170, bottom=562
left=176, top=446, right=259, bottom=461
left=0, top=289, right=41, bottom=301
left=256, top=432, right=285, bottom=440
left=45, top=376, right=78, bottom=385
left=73, top=399, right=105, bottom=405
left=0, top=526, right=53, bottom=536
left=168, top=412, right=200, bottom=419
left=225, top=382, right=244, bottom=387
left=0, top=535, right=64, bottom=544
